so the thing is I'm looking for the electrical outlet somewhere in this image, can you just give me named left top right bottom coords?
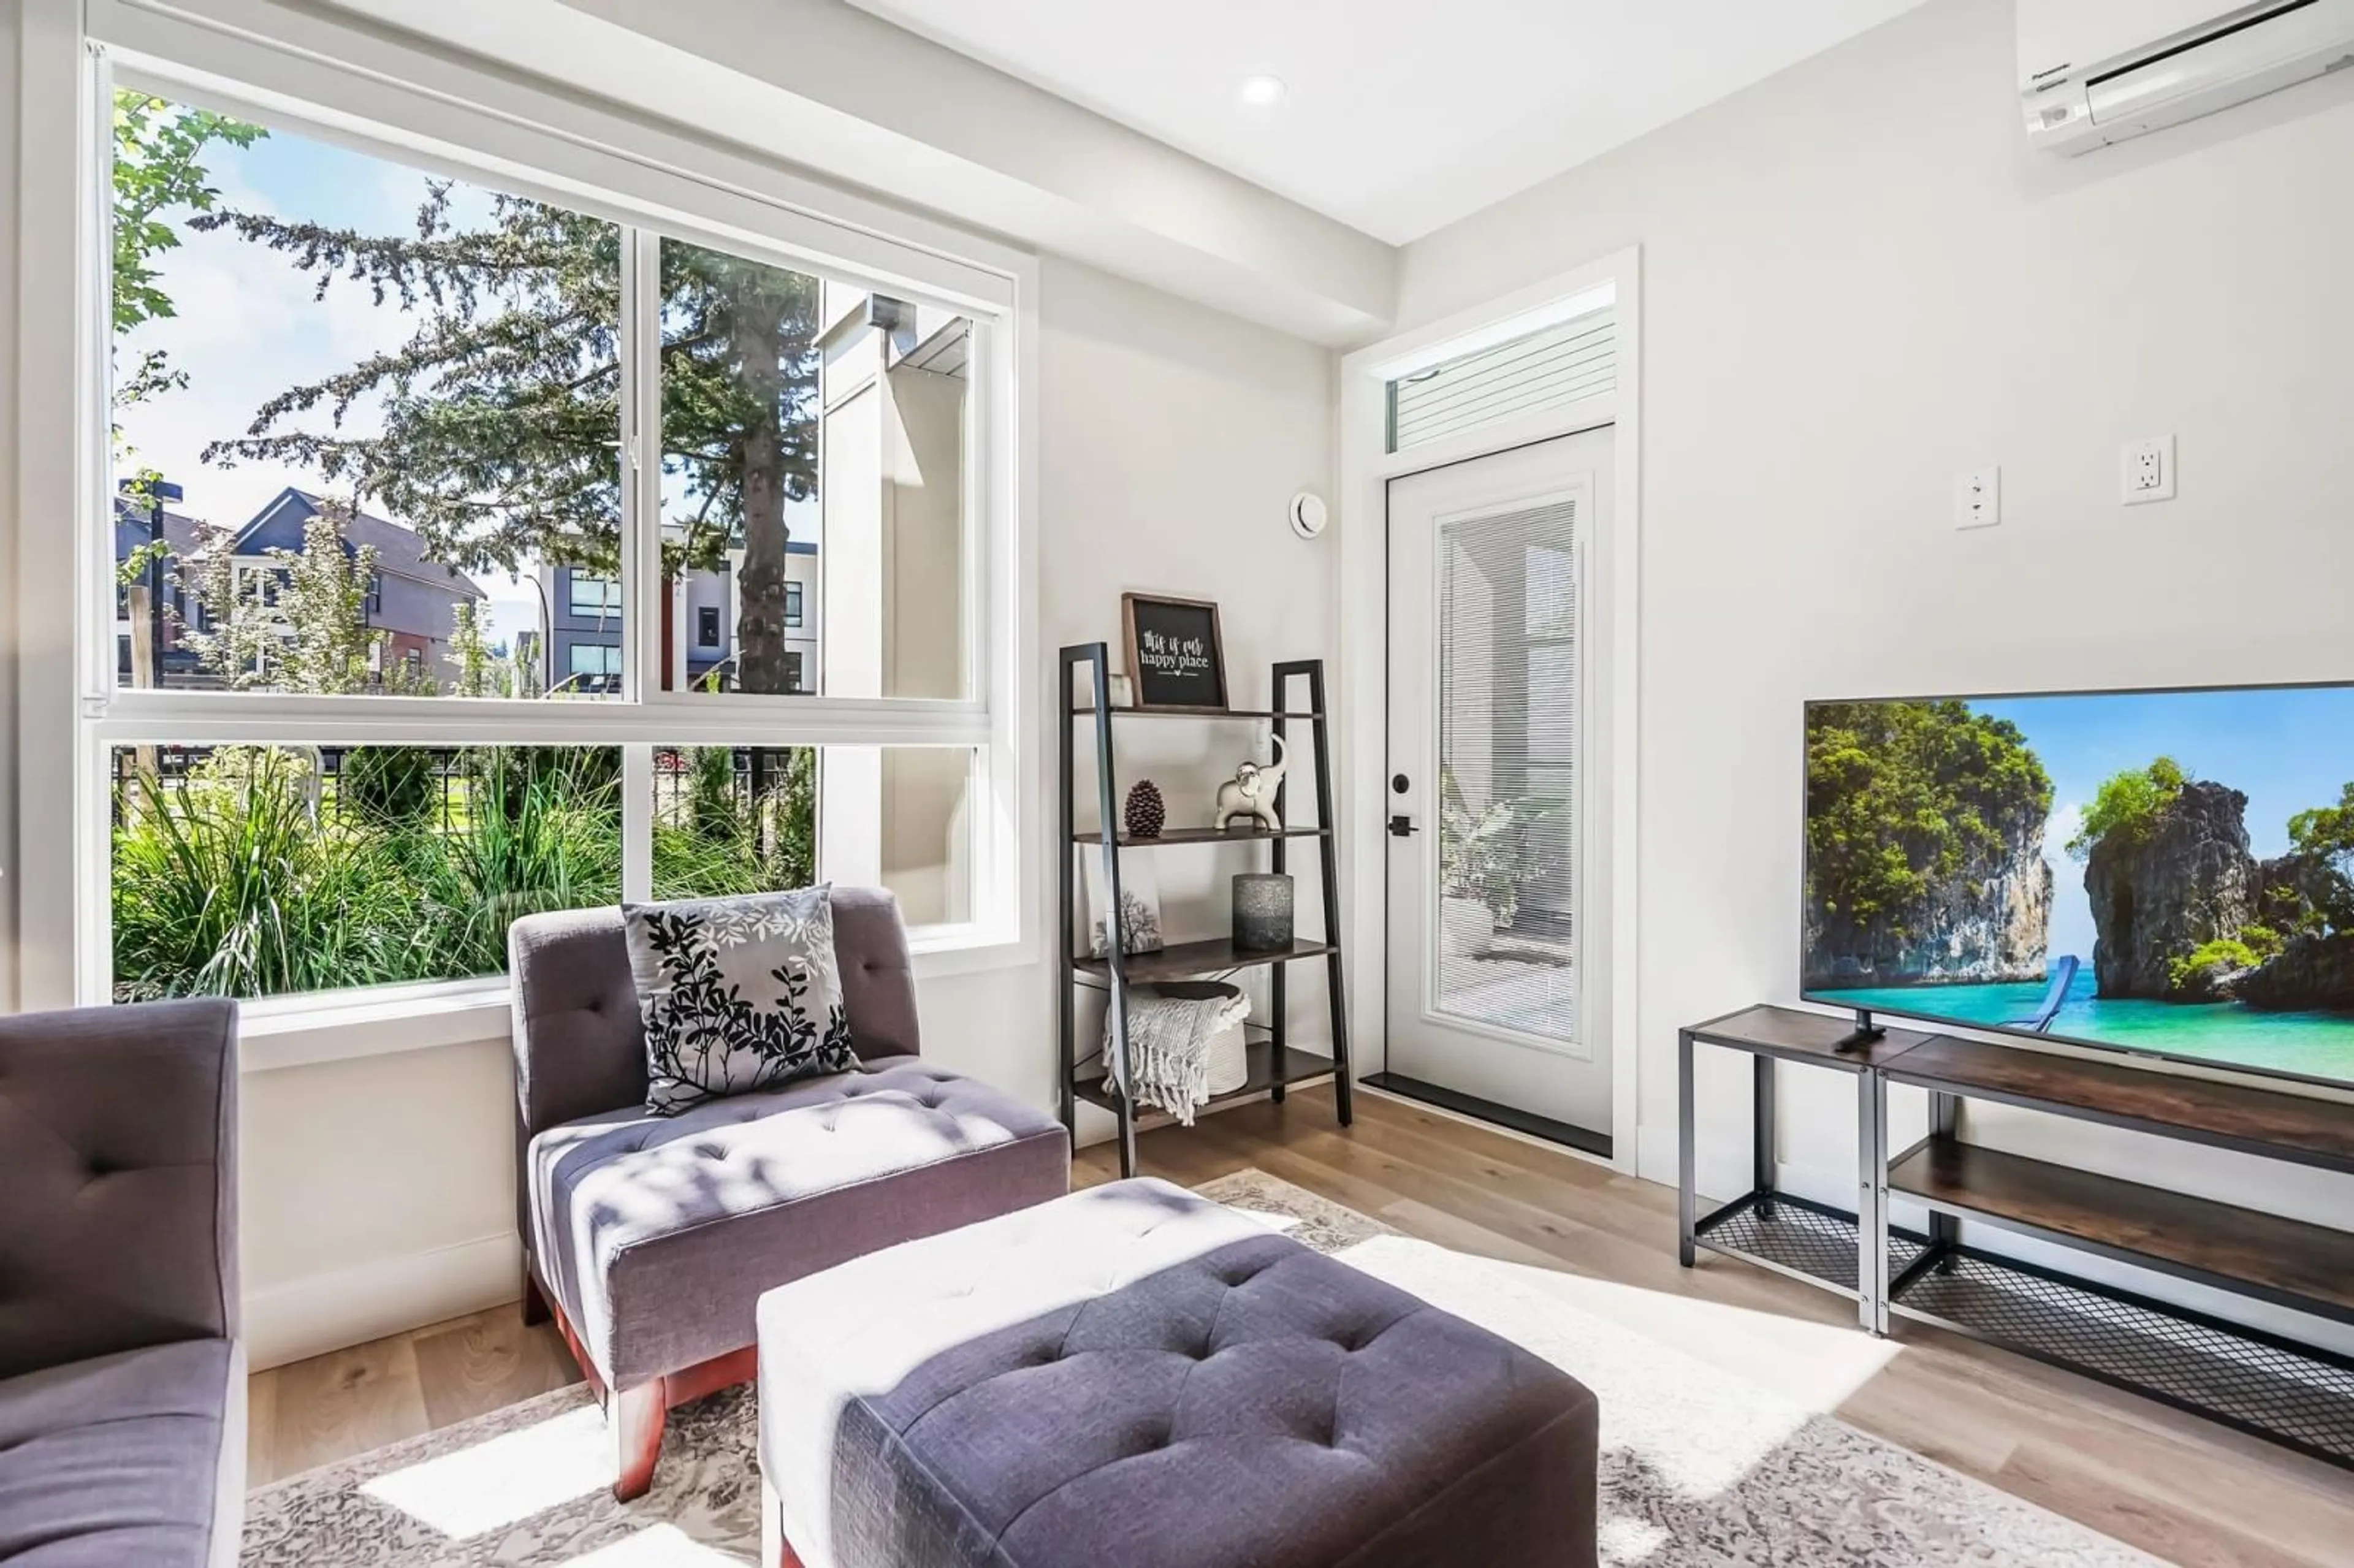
left=2123, top=436, right=2176, bottom=504
left=1954, top=466, right=2001, bottom=530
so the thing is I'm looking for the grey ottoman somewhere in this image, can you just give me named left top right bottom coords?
left=756, top=1178, right=1599, bottom=1568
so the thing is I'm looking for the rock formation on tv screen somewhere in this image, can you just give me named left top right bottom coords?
left=2076, top=764, right=2354, bottom=1011
left=1804, top=701, right=2054, bottom=989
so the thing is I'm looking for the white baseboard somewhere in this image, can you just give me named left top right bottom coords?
left=245, top=1233, right=521, bottom=1371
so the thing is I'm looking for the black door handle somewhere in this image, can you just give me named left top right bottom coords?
left=1388, top=814, right=1419, bottom=837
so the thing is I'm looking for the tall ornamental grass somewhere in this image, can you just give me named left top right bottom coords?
left=110, top=746, right=633, bottom=1002
left=112, top=749, right=417, bottom=999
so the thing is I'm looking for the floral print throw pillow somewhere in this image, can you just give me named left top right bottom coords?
left=622, top=886, right=857, bottom=1114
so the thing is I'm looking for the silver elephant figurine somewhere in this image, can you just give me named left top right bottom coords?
left=1213, top=734, right=1289, bottom=832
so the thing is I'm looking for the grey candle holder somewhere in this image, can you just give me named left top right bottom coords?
left=1231, top=872, right=1295, bottom=952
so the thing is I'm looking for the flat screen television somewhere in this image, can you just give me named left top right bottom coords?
left=1803, top=683, right=2354, bottom=1087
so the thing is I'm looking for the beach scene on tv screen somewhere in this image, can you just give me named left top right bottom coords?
left=1804, top=687, right=2354, bottom=1084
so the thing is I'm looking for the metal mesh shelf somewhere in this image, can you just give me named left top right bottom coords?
left=1694, top=1194, right=1927, bottom=1298
left=1895, top=1248, right=2354, bottom=1467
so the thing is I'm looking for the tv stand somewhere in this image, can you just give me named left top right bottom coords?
left=1677, top=1005, right=2354, bottom=1472
left=1829, top=1007, right=1886, bottom=1054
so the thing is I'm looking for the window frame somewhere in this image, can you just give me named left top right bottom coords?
left=568, top=572, right=622, bottom=621
left=26, top=12, right=1042, bottom=1021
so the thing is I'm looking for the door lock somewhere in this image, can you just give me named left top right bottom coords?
left=1388, top=814, right=1419, bottom=838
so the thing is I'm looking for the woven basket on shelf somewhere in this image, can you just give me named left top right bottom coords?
left=1153, top=981, right=1251, bottom=1095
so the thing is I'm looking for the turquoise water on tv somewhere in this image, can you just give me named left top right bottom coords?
left=1816, top=970, right=2354, bottom=1084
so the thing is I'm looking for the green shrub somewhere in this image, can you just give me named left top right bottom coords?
left=767, top=746, right=817, bottom=889
left=1805, top=701, right=2054, bottom=941
left=110, top=742, right=815, bottom=1001
left=2288, top=781, right=2354, bottom=929
left=652, top=747, right=816, bottom=899
left=341, top=745, right=440, bottom=825
left=2068, top=756, right=2186, bottom=860
left=687, top=745, right=740, bottom=839
left=652, top=821, right=769, bottom=899
left=112, top=748, right=420, bottom=1000
left=467, top=745, right=620, bottom=822
left=2167, top=937, right=2263, bottom=995
left=411, top=761, right=621, bottom=977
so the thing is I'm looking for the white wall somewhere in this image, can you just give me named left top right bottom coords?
left=1034, top=257, right=1338, bottom=1131
left=0, top=0, right=20, bottom=1017
left=239, top=1039, right=519, bottom=1366
left=1395, top=0, right=2354, bottom=1347
left=230, top=251, right=1335, bottom=1366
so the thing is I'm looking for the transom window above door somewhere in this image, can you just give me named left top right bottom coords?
left=1386, top=303, right=1617, bottom=455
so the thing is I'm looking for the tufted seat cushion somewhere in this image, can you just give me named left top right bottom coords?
left=0, top=1340, right=243, bottom=1568
left=756, top=1179, right=1599, bottom=1568
left=531, top=1058, right=1068, bottom=1389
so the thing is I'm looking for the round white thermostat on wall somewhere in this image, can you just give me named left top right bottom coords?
left=1289, top=492, right=1328, bottom=540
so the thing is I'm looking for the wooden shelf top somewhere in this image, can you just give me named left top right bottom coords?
left=1070, top=825, right=1330, bottom=847
left=1685, top=1004, right=1940, bottom=1071
left=1886, top=1034, right=2354, bottom=1175
left=1075, top=936, right=1336, bottom=984
left=1072, top=1039, right=1336, bottom=1117
left=1891, top=1136, right=2354, bottom=1323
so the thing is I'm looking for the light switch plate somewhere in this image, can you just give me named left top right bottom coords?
left=1954, top=466, right=2001, bottom=530
left=2124, top=436, right=2176, bottom=504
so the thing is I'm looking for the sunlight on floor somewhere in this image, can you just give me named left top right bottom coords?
left=558, top=1523, right=743, bottom=1565
left=1332, top=1231, right=1905, bottom=1502
left=1599, top=1515, right=1673, bottom=1563
left=360, top=1401, right=612, bottom=1539
left=1226, top=1208, right=1304, bottom=1236
left=1494, top=1252, right=1898, bottom=1411
left=1344, top=1231, right=1906, bottom=1413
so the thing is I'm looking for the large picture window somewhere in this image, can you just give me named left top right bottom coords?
left=82, top=72, right=1023, bottom=1010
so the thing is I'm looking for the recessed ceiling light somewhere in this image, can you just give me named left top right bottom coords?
left=1240, top=75, right=1287, bottom=107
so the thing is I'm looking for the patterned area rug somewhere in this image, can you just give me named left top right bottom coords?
left=241, top=1171, right=2162, bottom=1567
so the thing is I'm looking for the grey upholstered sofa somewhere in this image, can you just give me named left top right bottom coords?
left=509, top=886, right=1070, bottom=1500
left=0, top=999, right=245, bottom=1568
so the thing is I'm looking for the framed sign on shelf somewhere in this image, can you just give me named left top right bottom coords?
left=1120, top=593, right=1228, bottom=712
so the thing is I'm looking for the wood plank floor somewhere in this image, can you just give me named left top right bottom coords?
left=248, top=1086, right=2354, bottom=1565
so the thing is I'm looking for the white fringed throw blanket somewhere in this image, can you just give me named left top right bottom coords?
left=1106, top=982, right=1251, bottom=1125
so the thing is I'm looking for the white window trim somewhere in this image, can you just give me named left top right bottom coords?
left=1336, top=250, right=1643, bottom=1179
left=13, top=0, right=1044, bottom=1027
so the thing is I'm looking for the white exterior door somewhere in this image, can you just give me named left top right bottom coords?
left=1385, top=429, right=1613, bottom=1136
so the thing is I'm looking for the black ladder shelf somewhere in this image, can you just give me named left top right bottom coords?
left=1056, top=643, right=1353, bottom=1178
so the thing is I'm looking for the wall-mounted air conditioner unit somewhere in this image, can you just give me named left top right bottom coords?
left=2021, top=0, right=2354, bottom=153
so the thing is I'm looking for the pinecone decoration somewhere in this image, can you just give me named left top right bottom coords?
left=1122, top=780, right=1168, bottom=840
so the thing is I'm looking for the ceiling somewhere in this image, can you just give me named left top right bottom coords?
left=845, top=1, right=1925, bottom=245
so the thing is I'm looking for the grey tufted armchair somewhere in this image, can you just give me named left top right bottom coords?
left=508, top=885, right=1069, bottom=1500
left=0, top=998, right=243, bottom=1568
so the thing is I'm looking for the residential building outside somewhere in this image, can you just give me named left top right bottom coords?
left=111, top=490, right=208, bottom=685
left=234, top=489, right=487, bottom=686
left=113, top=485, right=486, bottom=688
left=536, top=544, right=819, bottom=696
left=815, top=283, right=972, bottom=926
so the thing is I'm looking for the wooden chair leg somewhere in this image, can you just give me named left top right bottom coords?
left=613, top=1379, right=666, bottom=1502
left=763, top=1481, right=807, bottom=1568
